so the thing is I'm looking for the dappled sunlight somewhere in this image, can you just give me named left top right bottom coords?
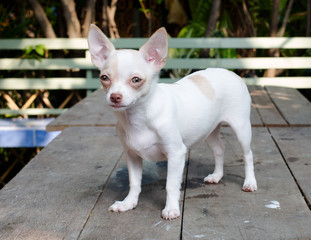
left=252, top=103, right=274, bottom=109
left=271, top=91, right=292, bottom=101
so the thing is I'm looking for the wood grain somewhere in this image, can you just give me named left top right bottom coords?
left=46, top=89, right=116, bottom=131
left=249, top=85, right=287, bottom=126
left=266, top=86, right=311, bottom=126
left=78, top=156, right=185, bottom=240
left=182, top=127, right=311, bottom=239
left=0, top=127, right=123, bottom=240
left=270, top=127, right=311, bottom=207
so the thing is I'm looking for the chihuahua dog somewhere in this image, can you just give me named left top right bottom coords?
left=87, top=25, right=257, bottom=220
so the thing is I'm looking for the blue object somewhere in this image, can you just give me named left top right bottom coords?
left=0, top=118, right=61, bottom=147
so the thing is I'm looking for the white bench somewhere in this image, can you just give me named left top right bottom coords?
left=0, top=37, right=310, bottom=146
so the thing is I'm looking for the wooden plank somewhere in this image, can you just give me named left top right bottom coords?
left=2, top=77, right=311, bottom=91
left=266, top=86, right=311, bottom=126
left=244, top=76, right=311, bottom=89
left=182, top=127, right=311, bottom=239
left=164, top=77, right=311, bottom=89
left=79, top=156, right=185, bottom=239
left=165, top=57, right=311, bottom=70
left=0, top=108, right=67, bottom=116
left=0, top=58, right=94, bottom=70
left=250, top=103, right=263, bottom=127
left=248, top=86, right=287, bottom=126
left=270, top=127, right=311, bottom=207
left=168, top=37, right=311, bottom=49
left=1, top=37, right=311, bottom=50
left=46, top=89, right=116, bottom=131
left=0, top=127, right=123, bottom=240
left=0, top=78, right=101, bottom=90
left=2, top=57, right=311, bottom=71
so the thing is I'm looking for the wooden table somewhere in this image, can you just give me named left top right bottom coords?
left=1, top=86, right=311, bottom=240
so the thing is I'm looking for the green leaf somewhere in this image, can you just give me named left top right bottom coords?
left=35, top=44, right=45, bottom=57
left=24, top=46, right=33, bottom=55
left=178, top=21, right=206, bottom=38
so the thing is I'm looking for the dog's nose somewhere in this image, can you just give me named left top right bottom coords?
left=110, top=93, right=122, bottom=104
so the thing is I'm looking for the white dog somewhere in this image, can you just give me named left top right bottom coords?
left=88, top=25, right=257, bottom=220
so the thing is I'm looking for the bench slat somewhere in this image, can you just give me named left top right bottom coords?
left=0, top=78, right=101, bottom=90
left=166, top=57, right=311, bottom=69
left=1, top=37, right=311, bottom=49
left=1, top=57, right=310, bottom=70
left=0, top=108, right=67, bottom=115
left=0, top=58, right=93, bottom=70
left=243, top=77, right=311, bottom=89
left=1, top=37, right=310, bottom=117
left=1, top=77, right=311, bottom=90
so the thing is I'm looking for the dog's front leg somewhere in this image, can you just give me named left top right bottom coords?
left=162, top=144, right=187, bottom=220
left=109, top=150, right=142, bottom=212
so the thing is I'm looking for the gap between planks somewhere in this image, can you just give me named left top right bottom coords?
left=77, top=152, right=125, bottom=240
left=264, top=86, right=290, bottom=126
left=267, top=127, right=311, bottom=211
left=180, top=152, right=191, bottom=240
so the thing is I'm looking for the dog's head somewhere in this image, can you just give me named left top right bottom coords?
left=88, top=25, right=168, bottom=111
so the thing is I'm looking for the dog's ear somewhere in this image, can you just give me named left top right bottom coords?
left=88, top=24, right=115, bottom=69
left=139, top=27, right=168, bottom=71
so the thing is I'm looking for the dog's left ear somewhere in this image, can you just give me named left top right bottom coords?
left=139, top=28, right=168, bottom=71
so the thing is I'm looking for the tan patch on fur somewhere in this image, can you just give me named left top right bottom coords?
left=189, top=74, right=215, bottom=99
left=100, top=52, right=119, bottom=91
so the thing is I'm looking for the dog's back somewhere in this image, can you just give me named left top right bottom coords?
left=155, top=68, right=251, bottom=147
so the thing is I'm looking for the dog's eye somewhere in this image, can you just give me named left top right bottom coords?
left=131, top=77, right=141, bottom=83
left=100, top=75, right=109, bottom=81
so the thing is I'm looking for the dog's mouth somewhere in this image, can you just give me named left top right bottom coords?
left=109, top=104, right=128, bottom=110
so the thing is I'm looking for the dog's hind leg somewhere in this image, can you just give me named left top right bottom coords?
left=228, top=119, right=257, bottom=192
left=204, top=123, right=225, bottom=184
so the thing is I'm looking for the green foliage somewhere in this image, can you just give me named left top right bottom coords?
left=21, top=44, right=46, bottom=61
left=178, top=0, right=211, bottom=38
left=170, top=0, right=238, bottom=78
left=0, top=4, right=31, bottom=38
left=178, top=21, right=206, bottom=38
left=188, top=0, right=211, bottom=25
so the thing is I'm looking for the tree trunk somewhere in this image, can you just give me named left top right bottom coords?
left=107, top=0, right=120, bottom=38
left=61, top=0, right=81, bottom=38
left=242, top=0, right=255, bottom=36
left=277, top=0, right=294, bottom=37
left=204, top=0, right=222, bottom=37
left=265, top=0, right=294, bottom=77
left=27, top=0, right=56, bottom=38
left=265, top=0, right=280, bottom=77
left=307, top=0, right=311, bottom=36
left=102, top=0, right=110, bottom=35
left=270, top=0, right=280, bottom=37
left=81, top=0, right=97, bottom=37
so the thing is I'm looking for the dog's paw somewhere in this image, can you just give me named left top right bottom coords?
left=204, top=173, right=223, bottom=184
left=242, top=179, right=257, bottom=192
left=108, top=200, right=137, bottom=212
left=161, top=208, right=180, bottom=220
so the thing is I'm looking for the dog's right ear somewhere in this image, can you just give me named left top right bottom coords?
left=87, top=24, right=115, bottom=69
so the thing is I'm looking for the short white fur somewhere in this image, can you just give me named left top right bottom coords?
left=88, top=25, right=257, bottom=220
